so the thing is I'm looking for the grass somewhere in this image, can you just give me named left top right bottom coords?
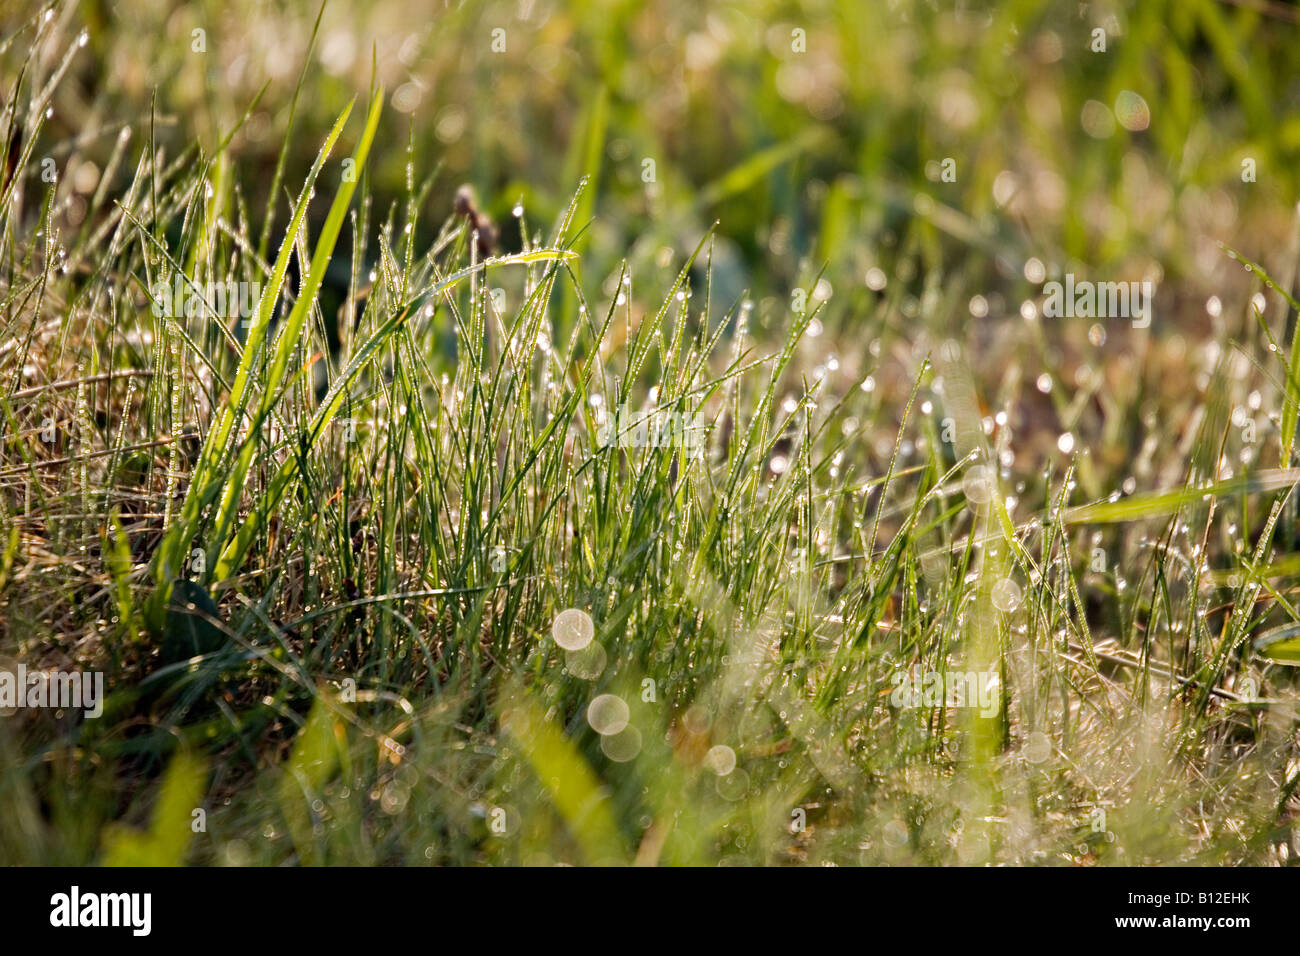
left=1, top=0, right=1299, bottom=866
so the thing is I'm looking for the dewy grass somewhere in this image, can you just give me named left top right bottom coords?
left=1, top=0, right=1299, bottom=868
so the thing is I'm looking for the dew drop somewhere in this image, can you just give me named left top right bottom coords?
left=991, top=577, right=1022, bottom=612
left=552, top=608, right=594, bottom=650
left=963, top=465, right=994, bottom=504
left=705, top=745, right=737, bottom=776
left=586, top=694, right=630, bottom=735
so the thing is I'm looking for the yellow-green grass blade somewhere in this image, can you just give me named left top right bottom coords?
left=149, top=98, right=358, bottom=618
left=211, top=247, right=576, bottom=582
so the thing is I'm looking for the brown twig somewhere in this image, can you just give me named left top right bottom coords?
left=0, top=436, right=175, bottom=479
left=7, top=369, right=154, bottom=403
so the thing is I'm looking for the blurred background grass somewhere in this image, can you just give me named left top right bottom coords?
left=51, top=0, right=1300, bottom=321
left=38, top=0, right=1300, bottom=478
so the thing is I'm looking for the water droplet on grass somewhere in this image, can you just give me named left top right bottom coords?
left=992, top=577, right=1022, bottom=612
left=963, top=465, right=994, bottom=504
left=587, top=694, right=629, bottom=735
left=552, top=608, right=594, bottom=650
left=705, top=745, right=737, bottom=776
left=601, top=725, right=641, bottom=762
left=565, top=641, right=606, bottom=679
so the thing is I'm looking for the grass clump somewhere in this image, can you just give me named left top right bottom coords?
left=1, top=0, right=1299, bottom=866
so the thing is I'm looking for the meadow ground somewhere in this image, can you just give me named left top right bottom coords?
left=2, top=0, right=1300, bottom=866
